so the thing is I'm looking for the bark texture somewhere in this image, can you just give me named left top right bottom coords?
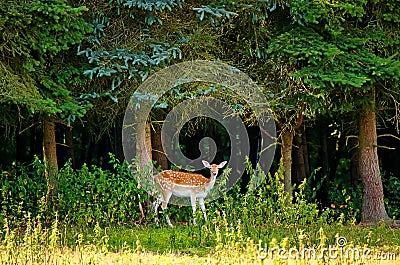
left=281, top=129, right=294, bottom=193
left=293, top=126, right=308, bottom=184
left=43, top=115, right=59, bottom=210
left=136, top=121, right=153, bottom=167
left=151, top=125, right=169, bottom=170
left=359, top=109, right=390, bottom=223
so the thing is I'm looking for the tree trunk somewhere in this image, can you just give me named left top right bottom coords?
left=359, top=108, right=390, bottom=224
left=43, top=115, right=59, bottom=211
left=137, top=121, right=152, bottom=220
left=281, top=129, right=294, bottom=193
left=293, top=127, right=307, bottom=184
left=151, top=125, right=169, bottom=170
left=136, top=120, right=153, bottom=169
left=145, top=121, right=152, bottom=164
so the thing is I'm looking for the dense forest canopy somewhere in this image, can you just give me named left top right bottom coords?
left=1, top=0, right=400, bottom=225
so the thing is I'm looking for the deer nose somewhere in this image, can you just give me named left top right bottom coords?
left=212, top=172, right=218, bottom=177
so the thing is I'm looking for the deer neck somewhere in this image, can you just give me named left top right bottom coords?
left=206, top=173, right=217, bottom=191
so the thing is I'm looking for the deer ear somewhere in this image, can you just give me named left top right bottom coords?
left=202, top=160, right=211, bottom=168
left=218, top=161, right=227, bottom=168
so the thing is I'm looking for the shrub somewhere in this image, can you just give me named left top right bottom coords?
left=0, top=154, right=148, bottom=226
left=382, top=172, right=400, bottom=219
left=57, top=154, right=147, bottom=225
left=0, top=158, right=47, bottom=223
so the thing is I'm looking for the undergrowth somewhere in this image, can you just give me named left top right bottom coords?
left=1, top=155, right=400, bottom=264
left=0, top=153, right=377, bottom=227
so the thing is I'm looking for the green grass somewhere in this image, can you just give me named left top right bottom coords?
left=96, top=224, right=400, bottom=253
left=2, top=220, right=400, bottom=265
left=69, top=218, right=400, bottom=255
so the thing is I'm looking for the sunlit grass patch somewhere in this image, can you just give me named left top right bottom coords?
left=2, top=214, right=400, bottom=265
left=1, top=239, right=398, bottom=265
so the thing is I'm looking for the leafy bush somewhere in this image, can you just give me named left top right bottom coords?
left=0, top=153, right=363, bottom=228
left=162, top=163, right=331, bottom=230
left=382, top=173, right=400, bottom=219
left=327, top=183, right=362, bottom=224
left=57, top=154, right=147, bottom=225
left=238, top=165, right=327, bottom=227
left=0, top=154, right=147, bottom=226
left=0, top=158, right=47, bottom=223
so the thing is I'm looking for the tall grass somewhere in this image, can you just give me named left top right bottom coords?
left=1, top=212, right=399, bottom=264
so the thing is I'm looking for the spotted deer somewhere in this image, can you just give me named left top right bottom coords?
left=153, top=160, right=227, bottom=227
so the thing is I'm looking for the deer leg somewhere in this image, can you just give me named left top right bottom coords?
left=190, top=194, right=197, bottom=226
left=198, top=197, right=207, bottom=222
left=152, top=198, right=162, bottom=226
left=161, top=190, right=173, bottom=227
